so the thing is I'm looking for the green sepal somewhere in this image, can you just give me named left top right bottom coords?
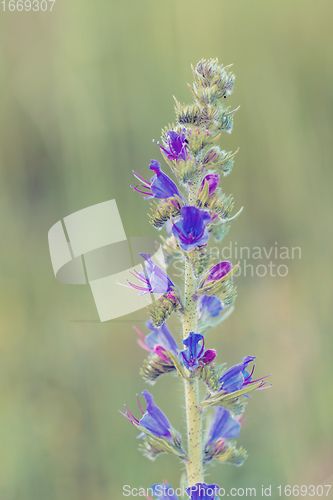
left=196, top=363, right=226, bottom=392
left=174, top=100, right=208, bottom=128
left=217, top=107, right=236, bottom=134
left=217, top=281, right=238, bottom=306
left=175, top=100, right=236, bottom=135
left=207, top=204, right=242, bottom=243
left=149, top=197, right=182, bottom=229
left=167, top=350, right=191, bottom=382
left=201, top=380, right=263, bottom=415
left=188, top=83, right=220, bottom=107
left=196, top=182, right=236, bottom=231
left=219, top=446, right=248, bottom=466
left=201, top=146, right=238, bottom=176
left=160, top=147, right=199, bottom=184
left=134, top=422, right=187, bottom=462
left=186, top=126, right=219, bottom=155
left=196, top=178, right=210, bottom=206
left=204, top=440, right=248, bottom=466
left=207, top=193, right=235, bottom=221
left=178, top=158, right=199, bottom=184
left=140, top=353, right=176, bottom=385
left=192, top=59, right=235, bottom=101
left=148, top=292, right=182, bottom=328
left=209, top=220, right=230, bottom=242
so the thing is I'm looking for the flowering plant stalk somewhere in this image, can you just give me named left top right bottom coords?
left=120, top=59, right=270, bottom=500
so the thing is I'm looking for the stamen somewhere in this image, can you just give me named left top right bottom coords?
left=256, top=383, right=272, bottom=391
left=134, top=326, right=145, bottom=339
left=126, top=408, right=139, bottom=424
left=244, top=374, right=271, bottom=386
left=132, top=170, right=151, bottom=186
left=240, top=416, right=248, bottom=427
left=215, top=439, right=226, bottom=454
left=157, top=143, right=170, bottom=157
left=125, top=280, right=149, bottom=292
left=129, top=271, right=150, bottom=285
left=244, top=364, right=255, bottom=382
left=137, top=339, right=153, bottom=352
left=131, top=185, right=152, bottom=196
left=136, top=394, right=145, bottom=415
left=116, top=281, right=132, bottom=289
left=119, top=407, right=139, bottom=425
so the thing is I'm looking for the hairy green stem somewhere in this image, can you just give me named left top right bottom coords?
left=183, top=174, right=204, bottom=486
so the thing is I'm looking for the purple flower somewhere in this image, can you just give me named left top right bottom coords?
left=131, top=160, right=181, bottom=200
left=198, top=295, right=224, bottom=318
left=135, top=320, right=179, bottom=362
left=168, top=206, right=211, bottom=252
left=219, top=356, right=270, bottom=393
left=149, top=484, right=179, bottom=500
left=157, top=129, right=188, bottom=161
left=206, top=407, right=242, bottom=449
left=179, top=332, right=216, bottom=371
left=201, top=261, right=232, bottom=286
left=199, top=174, right=220, bottom=196
left=186, top=483, right=219, bottom=500
left=122, top=253, right=175, bottom=296
left=121, top=390, right=173, bottom=440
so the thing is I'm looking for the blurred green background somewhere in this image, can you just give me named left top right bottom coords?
left=1, top=0, right=333, bottom=498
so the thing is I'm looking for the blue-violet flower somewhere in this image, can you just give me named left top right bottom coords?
left=157, top=129, right=188, bottom=162
left=131, top=160, right=181, bottom=200
left=199, top=174, right=220, bottom=196
left=135, top=320, right=179, bottom=362
left=123, top=253, right=175, bottom=296
left=168, top=206, right=211, bottom=252
left=198, top=295, right=224, bottom=318
left=179, top=332, right=216, bottom=370
left=219, top=356, right=270, bottom=393
left=186, top=483, right=219, bottom=500
left=121, top=390, right=173, bottom=440
left=148, top=484, right=179, bottom=500
left=206, top=407, right=242, bottom=449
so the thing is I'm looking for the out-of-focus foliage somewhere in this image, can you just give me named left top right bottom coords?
left=0, top=1, right=332, bottom=499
